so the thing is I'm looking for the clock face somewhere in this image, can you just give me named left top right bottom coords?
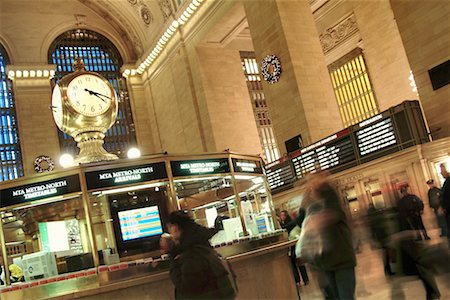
left=67, top=74, right=113, bottom=117
left=51, top=84, right=63, bottom=128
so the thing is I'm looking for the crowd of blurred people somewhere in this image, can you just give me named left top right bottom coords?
left=157, top=162, right=450, bottom=300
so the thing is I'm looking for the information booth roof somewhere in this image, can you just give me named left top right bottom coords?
left=0, top=152, right=264, bottom=210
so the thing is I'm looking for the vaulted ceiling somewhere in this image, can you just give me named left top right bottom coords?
left=0, top=0, right=180, bottom=64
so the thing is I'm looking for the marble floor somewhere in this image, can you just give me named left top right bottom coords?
left=296, top=230, right=450, bottom=300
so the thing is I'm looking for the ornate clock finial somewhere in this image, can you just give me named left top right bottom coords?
left=73, top=57, right=86, bottom=72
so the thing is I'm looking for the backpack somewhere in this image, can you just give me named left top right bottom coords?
left=193, top=245, right=238, bottom=299
left=218, top=254, right=238, bottom=296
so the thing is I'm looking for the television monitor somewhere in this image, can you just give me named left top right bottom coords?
left=109, top=188, right=169, bottom=257
left=118, top=205, right=164, bottom=241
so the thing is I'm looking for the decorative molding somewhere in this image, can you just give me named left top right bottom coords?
left=319, top=14, right=359, bottom=54
left=158, top=0, right=174, bottom=22
left=140, top=5, right=153, bottom=26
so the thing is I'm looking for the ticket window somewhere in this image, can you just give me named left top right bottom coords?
left=0, top=196, right=93, bottom=283
left=341, top=186, right=361, bottom=219
left=364, top=179, right=386, bottom=209
left=174, top=176, right=243, bottom=245
left=233, top=175, right=277, bottom=235
left=89, top=182, right=171, bottom=260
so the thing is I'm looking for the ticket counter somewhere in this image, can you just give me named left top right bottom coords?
left=0, top=153, right=295, bottom=300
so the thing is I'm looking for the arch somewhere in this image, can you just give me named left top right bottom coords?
left=0, top=42, right=24, bottom=181
left=41, top=23, right=135, bottom=64
left=0, top=34, right=18, bottom=65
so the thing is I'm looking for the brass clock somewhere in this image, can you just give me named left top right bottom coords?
left=51, top=58, right=119, bottom=163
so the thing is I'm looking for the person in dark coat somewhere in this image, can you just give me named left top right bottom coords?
left=278, top=210, right=310, bottom=287
left=440, top=163, right=450, bottom=246
left=398, top=186, right=430, bottom=240
left=167, top=211, right=235, bottom=300
left=426, top=179, right=447, bottom=237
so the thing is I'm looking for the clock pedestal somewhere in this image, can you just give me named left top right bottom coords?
left=75, top=132, right=118, bottom=163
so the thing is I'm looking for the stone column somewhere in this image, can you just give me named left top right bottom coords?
left=10, top=70, right=60, bottom=176
left=390, top=0, right=450, bottom=140
left=243, top=0, right=341, bottom=153
left=196, top=46, right=262, bottom=155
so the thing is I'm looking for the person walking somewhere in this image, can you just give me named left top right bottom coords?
left=296, top=172, right=356, bottom=300
left=440, top=163, right=450, bottom=247
left=166, top=210, right=236, bottom=299
left=426, top=179, right=447, bottom=237
left=398, top=186, right=430, bottom=240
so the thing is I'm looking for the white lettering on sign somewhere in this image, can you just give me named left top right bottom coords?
left=359, top=114, right=382, bottom=128
left=301, top=134, right=337, bottom=154
left=180, top=162, right=220, bottom=174
left=96, top=167, right=154, bottom=183
left=12, top=180, right=68, bottom=200
left=236, top=162, right=257, bottom=172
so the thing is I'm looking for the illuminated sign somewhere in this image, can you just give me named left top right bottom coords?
left=0, top=175, right=81, bottom=208
left=265, top=159, right=295, bottom=191
left=291, top=135, right=356, bottom=178
left=85, top=162, right=168, bottom=190
left=171, top=159, right=230, bottom=177
left=356, top=117, right=397, bottom=156
left=232, top=159, right=263, bottom=174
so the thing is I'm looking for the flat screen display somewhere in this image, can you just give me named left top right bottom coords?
left=118, top=206, right=164, bottom=241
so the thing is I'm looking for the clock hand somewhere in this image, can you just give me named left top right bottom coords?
left=84, top=88, right=111, bottom=102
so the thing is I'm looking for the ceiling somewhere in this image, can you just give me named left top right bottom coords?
left=0, top=0, right=182, bottom=63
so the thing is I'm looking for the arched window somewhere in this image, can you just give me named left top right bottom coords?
left=48, top=29, right=136, bottom=157
left=0, top=44, right=24, bottom=181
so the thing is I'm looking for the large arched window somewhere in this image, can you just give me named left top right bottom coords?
left=0, top=44, right=24, bottom=181
left=48, top=29, right=136, bottom=157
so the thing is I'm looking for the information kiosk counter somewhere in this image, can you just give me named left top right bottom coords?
left=0, top=153, right=297, bottom=300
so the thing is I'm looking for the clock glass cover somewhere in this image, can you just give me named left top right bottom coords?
left=51, top=84, right=63, bottom=128
left=67, top=74, right=113, bottom=117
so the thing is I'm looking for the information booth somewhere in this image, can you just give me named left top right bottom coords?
left=0, top=153, right=296, bottom=299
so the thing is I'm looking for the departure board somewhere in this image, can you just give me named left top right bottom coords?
left=265, top=159, right=295, bottom=191
left=263, top=101, right=428, bottom=194
left=118, top=206, right=163, bottom=241
left=291, top=131, right=356, bottom=178
left=356, top=116, right=397, bottom=156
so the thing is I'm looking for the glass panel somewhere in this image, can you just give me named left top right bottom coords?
left=233, top=175, right=276, bottom=236
left=89, top=183, right=171, bottom=261
left=174, top=176, right=243, bottom=245
left=1, top=196, right=92, bottom=284
left=0, top=44, right=24, bottom=182
left=328, top=50, right=379, bottom=127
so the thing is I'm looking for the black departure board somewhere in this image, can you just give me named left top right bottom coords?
left=291, top=129, right=356, bottom=178
left=356, top=116, right=397, bottom=156
left=265, top=159, right=295, bottom=191
left=263, top=101, right=429, bottom=194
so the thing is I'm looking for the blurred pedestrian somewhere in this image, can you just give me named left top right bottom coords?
left=426, top=179, right=447, bottom=237
left=440, top=163, right=450, bottom=246
left=398, top=186, right=430, bottom=240
left=296, top=172, right=356, bottom=300
left=166, top=210, right=235, bottom=299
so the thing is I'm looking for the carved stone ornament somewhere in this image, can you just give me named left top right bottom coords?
left=261, top=55, right=282, bottom=84
left=34, top=155, right=55, bottom=173
left=319, top=14, right=359, bottom=54
left=158, top=0, right=173, bottom=21
left=141, top=5, right=153, bottom=26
